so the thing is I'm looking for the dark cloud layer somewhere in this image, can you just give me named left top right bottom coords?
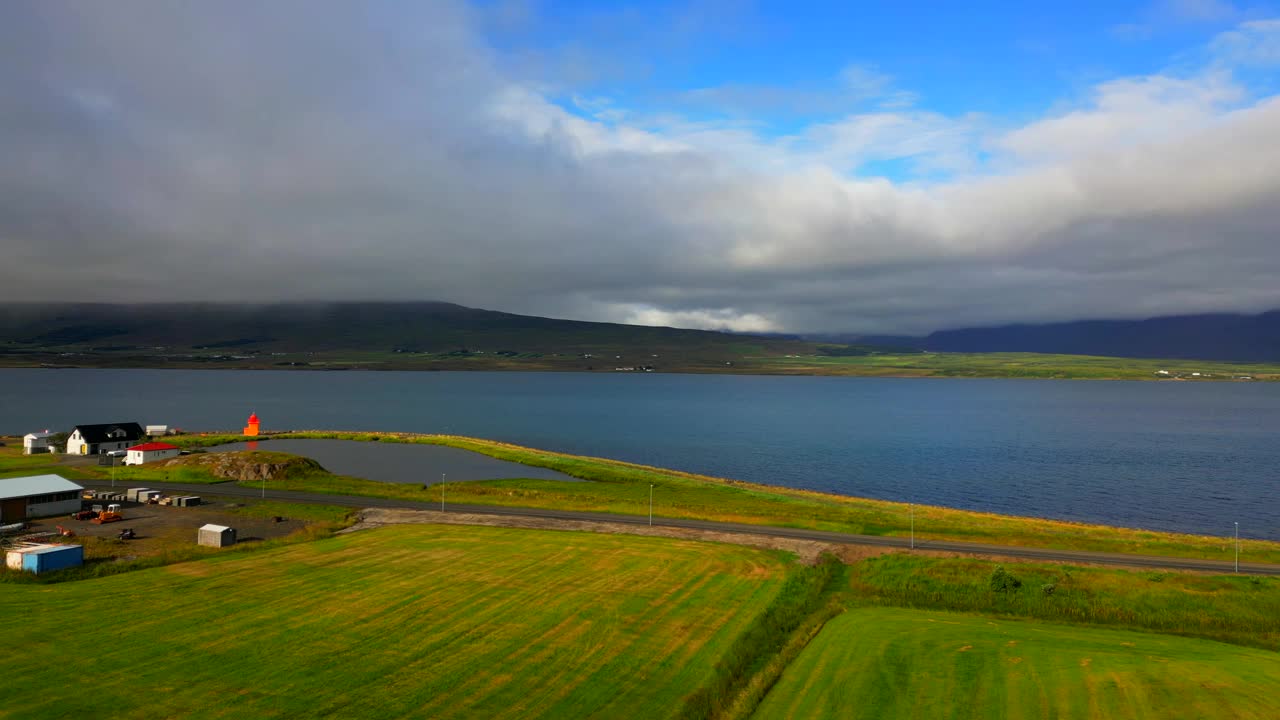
left=2, top=1, right=1279, bottom=334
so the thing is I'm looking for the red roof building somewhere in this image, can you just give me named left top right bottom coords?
left=125, top=442, right=181, bottom=466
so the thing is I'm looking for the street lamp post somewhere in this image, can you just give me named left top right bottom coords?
left=1235, top=521, right=1239, bottom=573
left=649, top=484, right=654, bottom=526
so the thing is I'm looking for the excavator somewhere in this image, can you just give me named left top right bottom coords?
left=92, top=504, right=124, bottom=524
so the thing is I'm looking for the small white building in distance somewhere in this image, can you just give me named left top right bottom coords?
left=146, top=424, right=170, bottom=437
left=125, top=442, right=181, bottom=466
left=23, top=430, right=54, bottom=455
left=198, top=524, right=236, bottom=548
left=0, top=475, right=85, bottom=522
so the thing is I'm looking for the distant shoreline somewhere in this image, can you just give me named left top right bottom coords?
left=0, top=355, right=1274, bottom=381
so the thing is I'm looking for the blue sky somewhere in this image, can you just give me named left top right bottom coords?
left=480, top=0, right=1277, bottom=180
left=2, top=1, right=1279, bottom=333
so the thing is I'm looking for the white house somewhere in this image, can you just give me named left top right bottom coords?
left=0, top=474, right=84, bottom=522
left=146, top=424, right=170, bottom=437
left=125, top=442, right=181, bottom=466
left=23, top=430, right=54, bottom=455
left=66, top=423, right=145, bottom=455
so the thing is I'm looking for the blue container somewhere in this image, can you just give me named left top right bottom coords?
left=22, top=544, right=84, bottom=574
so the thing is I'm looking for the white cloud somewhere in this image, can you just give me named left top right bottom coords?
left=1210, top=18, right=1280, bottom=65
left=616, top=306, right=781, bottom=333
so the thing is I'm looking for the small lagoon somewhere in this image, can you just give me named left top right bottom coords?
left=208, top=438, right=579, bottom=485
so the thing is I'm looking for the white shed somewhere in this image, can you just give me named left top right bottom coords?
left=198, top=524, right=236, bottom=548
left=23, top=430, right=54, bottom=455
left=146, top=424, right=170, bottom=436
left=125, top=442, right=181, bottom=466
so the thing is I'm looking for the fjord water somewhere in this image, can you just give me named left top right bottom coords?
left=4, top=369, right=1276, bottom=539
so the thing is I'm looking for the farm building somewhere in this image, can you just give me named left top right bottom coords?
left=66, top=422, right=145, bottom=455
left=0, top=475, right=84, bottom=522
left=198, top=524, right=236, bottom=548
left=125, top=442, right=180, bottom=465
left=5, top=543, right=83, bottom=574
left=22, top=430, right=53, bottom=454
left=146, top=424, right=171, bottom=436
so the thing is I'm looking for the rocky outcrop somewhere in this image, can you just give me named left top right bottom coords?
left=159, top=451, right=324, bottom=482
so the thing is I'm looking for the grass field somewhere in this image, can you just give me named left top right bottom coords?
left=0, top=524, right=790, bottom=719
left=754, top=607, right=1280, bottom=720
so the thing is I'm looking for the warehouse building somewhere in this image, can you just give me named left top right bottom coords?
left=0, top=475, right=85, bottom=522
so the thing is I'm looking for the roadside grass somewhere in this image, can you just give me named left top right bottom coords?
left=846, top=554, right=1280, bottom=651
left=753, top=606, right=1280, bottom=720
left=0, top=442, right=96, bottom=480
left=240, top=432, right=1279, bottom=565
left=0, top=524, right=790, bottom=719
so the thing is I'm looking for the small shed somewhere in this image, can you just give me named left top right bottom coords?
left=125, top=442, right=180, bottom=466
left=198, top=524, right=236, bottom=548
left=23, top=430, right=54, bottom=455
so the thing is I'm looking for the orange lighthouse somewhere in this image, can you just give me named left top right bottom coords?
left=243, top=411, right=261, bottom=437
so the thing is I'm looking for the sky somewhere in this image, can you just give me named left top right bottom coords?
left=1, top=0, right=1279, bottom=335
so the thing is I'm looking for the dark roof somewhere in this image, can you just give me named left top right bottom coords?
left=72, top=423, right=145, bottom=444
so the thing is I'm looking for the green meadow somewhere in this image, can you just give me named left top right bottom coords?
left=0, top=524, right=790, bottom=719
left=754, top=607, right=1280, bottom=720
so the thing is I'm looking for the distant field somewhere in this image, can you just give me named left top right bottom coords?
left=742, top=351, right=1280, bottom=380
left=0, top=524, right=788, bottom=719
left=755, top=607, right=1280, bottom=720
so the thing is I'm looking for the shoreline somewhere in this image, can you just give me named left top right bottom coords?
left=154, top=430, right=1280, bottom=561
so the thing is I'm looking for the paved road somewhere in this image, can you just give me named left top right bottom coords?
left=83, top=480, right=1279, bottom=576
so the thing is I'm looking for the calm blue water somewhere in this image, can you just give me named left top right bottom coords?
left=3, top=369, right=1276, bottom=539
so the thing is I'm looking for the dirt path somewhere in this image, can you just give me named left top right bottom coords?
left=343, top=507, right=908, bottom=565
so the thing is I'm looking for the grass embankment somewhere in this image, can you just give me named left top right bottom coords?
left=754, top=606, right=1280, bottom=720
left=847, top=554, right=1280, bottom=651
left=0, top=524, right=789, bottom=719
left=160, top=431, right=1280, bottom=566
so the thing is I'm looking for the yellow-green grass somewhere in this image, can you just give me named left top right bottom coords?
left=175, top=431, right=1280, bottom=566
left=755, top=607, right=1280, bottom=720
left=0, top=524, right=789, bottom=719
left=847, top=554, right=1280, bottom=651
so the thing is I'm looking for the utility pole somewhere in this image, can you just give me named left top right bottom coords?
left=910, top=503, right=914, bottom=550
left=649, top=484, right=654, bottom=526
left=1235, top=522, right=1239, bottom=573
left=441, top=473, right=445, bottom=513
